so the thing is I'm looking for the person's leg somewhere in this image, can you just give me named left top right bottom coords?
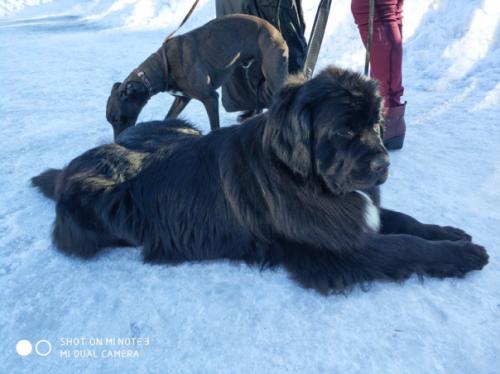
left=352, top=0, right=406, bottom=150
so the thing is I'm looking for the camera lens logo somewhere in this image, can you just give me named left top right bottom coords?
left=16, top=340, right=32, bottom=356
left=16, top=340, right=52, bottom=357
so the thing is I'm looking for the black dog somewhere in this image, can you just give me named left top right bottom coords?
left=33, top=67, right=488, bottom=294
left=106, top=14, right=289, bottom=139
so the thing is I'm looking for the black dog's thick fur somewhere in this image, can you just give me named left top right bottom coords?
left=32, top=67, right=488, bottom=294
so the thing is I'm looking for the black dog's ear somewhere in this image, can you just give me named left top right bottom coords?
left=263, top=74, right=312, bottom=178
left=111, top=82, right=121, bottom=94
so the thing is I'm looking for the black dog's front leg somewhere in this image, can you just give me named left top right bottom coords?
left=281, top=234, right=487, bottom=294
left=166, top=96, right=191, bottom=119
left=380, top=208, right=472, bottom=241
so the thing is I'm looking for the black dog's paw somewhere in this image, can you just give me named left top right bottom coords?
left=439, top=226, right=472, bottom=241
left=427, top=241, right=488, bottom=279
left=453, top=241, right=489, bottom=274
left=427, top=225, right=472, bottom=242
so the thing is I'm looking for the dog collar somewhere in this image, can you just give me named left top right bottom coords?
left=136, top=71, right=154, bottom=97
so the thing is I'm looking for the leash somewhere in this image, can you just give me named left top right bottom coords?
left=275, top=0, right=282, bottom=33
left=164, top=0, right=200, bottom=43
left=364, top=0, right=375, bottom=76
left=303, top=0, right=332, bottom=80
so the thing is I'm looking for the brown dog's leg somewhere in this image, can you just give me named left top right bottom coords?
left=260, top=41, right=289, bottom=106
left=165, top=96, right=191, bottom=120
left=201, top=92, right=220, bottom=130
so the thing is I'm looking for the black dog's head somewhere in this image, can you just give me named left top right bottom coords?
left=106, top=80, right=149, bottom=139
left=263, top=66, right=389, bottom=194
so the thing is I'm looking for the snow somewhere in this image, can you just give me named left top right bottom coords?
left=1, top=0, right=499, bottom=372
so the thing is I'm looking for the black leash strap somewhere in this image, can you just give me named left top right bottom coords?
left=303, top=0, right=332, bottom=80
left=165, top=0, right=200, bottom=43
left=364, top=0, right=375, bottom=76
left=275, top=0, right=282, bottom=33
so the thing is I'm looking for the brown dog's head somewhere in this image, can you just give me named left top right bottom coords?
left=106, top=80, right=149, bottom=139
left=263, top=66, right=389, bottom=195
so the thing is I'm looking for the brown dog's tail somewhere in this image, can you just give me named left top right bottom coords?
left=31, top=168, right=61, bottom=200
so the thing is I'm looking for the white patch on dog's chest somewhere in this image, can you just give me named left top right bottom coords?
left=355, top=190, right=381, bottom=232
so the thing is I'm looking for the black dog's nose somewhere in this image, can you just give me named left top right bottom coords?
left=370, top=154, right=390, bottom=172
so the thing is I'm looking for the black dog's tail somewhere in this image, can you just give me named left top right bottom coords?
left=31, top=168, right=62, bottom=200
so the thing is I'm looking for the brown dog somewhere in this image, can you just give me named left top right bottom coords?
left=106, top=14, right=289, bottom=138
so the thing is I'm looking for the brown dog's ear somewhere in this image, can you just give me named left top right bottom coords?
left=125, top=81, right=137, bottom=97
left=263, top=74, right=312, bottom=178
left=123, top=81, right=148, bottom=99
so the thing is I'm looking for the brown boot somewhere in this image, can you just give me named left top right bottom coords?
left=383, top=102, right=406, bottom=150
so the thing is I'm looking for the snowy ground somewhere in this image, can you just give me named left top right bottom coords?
left=1, top=0, right=499, bottom=373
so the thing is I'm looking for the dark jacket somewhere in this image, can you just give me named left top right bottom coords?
left=216, top=0, right=307, bottom=112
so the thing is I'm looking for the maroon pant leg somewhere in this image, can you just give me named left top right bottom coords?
left=351, top=0, right=404, bottom=107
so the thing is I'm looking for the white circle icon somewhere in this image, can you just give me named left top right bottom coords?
left=35, top=340, right=52, bottom=356
left=16, top=340, right=33, bottom=356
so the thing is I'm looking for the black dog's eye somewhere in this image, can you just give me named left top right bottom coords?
left=337, top=129, right=356, bottom=139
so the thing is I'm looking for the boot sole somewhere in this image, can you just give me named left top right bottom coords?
left=384, top=135, right=405, bottom=150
